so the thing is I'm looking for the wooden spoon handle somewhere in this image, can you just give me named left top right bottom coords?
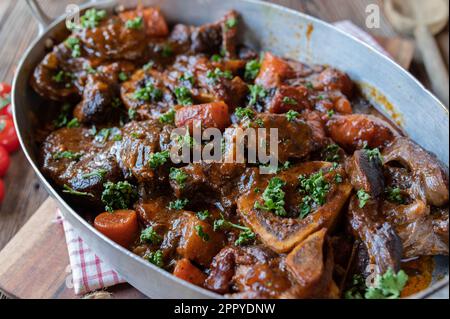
left=414, top=25, right=449, bottom=106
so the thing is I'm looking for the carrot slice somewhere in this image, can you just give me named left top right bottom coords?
left=173, top=258, right=207, bottom=287
left=94, top=210, right=139, bottom=248
left=175, top=101, right=230, bottom=131
left=255, top=52, right=294, bottom=88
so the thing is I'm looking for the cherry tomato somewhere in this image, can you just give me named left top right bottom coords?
left=0, top=116, right=20, bottom=153
left=0, top=83, right=12, bottom=119
left=0, top=146, right=10, bottom=177
left=0, top=179, right=4, bottom=204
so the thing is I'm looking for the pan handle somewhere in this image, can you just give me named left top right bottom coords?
left=25, top=0, right=113, bottom=35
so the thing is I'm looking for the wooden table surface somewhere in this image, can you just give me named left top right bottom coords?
left=0, top=0, right=448, bottom=252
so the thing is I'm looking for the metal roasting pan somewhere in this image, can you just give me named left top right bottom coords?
left=12, top=0, right=449, bottom=299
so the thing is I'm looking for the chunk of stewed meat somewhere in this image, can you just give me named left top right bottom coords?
left=383, top=137, right=449, bottom=207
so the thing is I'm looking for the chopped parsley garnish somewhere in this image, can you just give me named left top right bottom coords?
left=305, top=82, right=314, bottom=90
left=213, top=215, right=255, bottom=246
left=62, top=184, right=94, bottom=197
left=195, top=225, right=210, bottom=242
left=196, top=210, right=210, bottom=221
left=125, top=16, right=143, bottom=29
left=65, top=37, right=81, bottom=58
left=177, top=131, right=195, bottom=148
left=365, top=147, right=383, bottom=163
left=244, top=59, right=261, bottom=80
left=148, top=150, right=170, bottom=169
left=386, top=187, right=405, bottom=204
left=180, top=73, right=195, bottom=86
left=225, top=17, right=237, bottom=30
left=53, top=150, right=83, bottom=161
left=206, top=68, right=233, bottom=84
left=235, top=107, right=255, bottom=121
left=159, top=109, right=175, bottom=125
left=357, top=189, right=371, bottom=208
left=327, top=109, right=335, bottom=118
left=254, top=177, right=287, bottom=217
left=168, top=198, right=189, bottom=210
left=53, top=103, right=71, bottom=128
left=101, top=181, right=137, bottom=213
left=118, top=72, right=128, bottom=82
left=298, top=170, right=330, bottom=219
left=248, top=84, right=267, bottom=106
left=128, top=108, right=137, bottom=120
left=254, top=118, right=264, bottom=127
left=144, top=250, right=164, bottom=268
left=174, top=87, right=193, bottom=106
left=365, top=269, right=408, bottom=299
left=323, top=144, right=340, bottom=162
left=143, top=61, right=154, bottom=71
left=66, top=117, right=80, bottom=128
left=94, top=128, right=118, bottom=144
left=286, top=110, right=299, bottom=121
left=82, top=169, right=108, bottom=180
left=283, top=97, right=298, bottom=106
left=52, top=70, right=73, bottom=84
left=133, top=83, right=163, bottom=102
left=346, top=269, right=408, bottom=299
left=169, top=168, right=188, bottom=188
left=211, top=54, right=222, bottom=62
left=161, top=44, right=173, bottom=58
left=140, top=226, right=162, bottom=245
left=334, top=173, right=343, bottom=184
left=235, top=229, right=256, bottom=246
left=80, top=8, right=107, bottom=29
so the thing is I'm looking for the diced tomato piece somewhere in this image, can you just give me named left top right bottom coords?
left=0, top=83, right=12, bottom=119
left=175, top=101, right=230, bottom=131
left=267, top=85, right=311, bottom=113
left=255, top=52, right=294, bottom=88
left=94, top=210, right=139, bottom=248
left=173, top=258, right=207, bottom=287
left=326, top=114, right=398, bottom=151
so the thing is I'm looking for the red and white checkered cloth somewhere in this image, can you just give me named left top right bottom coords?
left=58, top=21, right=390, bottom=296
left=56, top=212, right=125, bottom=295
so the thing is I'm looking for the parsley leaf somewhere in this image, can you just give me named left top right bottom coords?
left=366, top=147, right=383, bottom=163
left=168, top=198, right=189, bottom=210
left=140, top=226, right=162, bottom=245
left=53, top=103, right=71, bottom=128
left=248, top=84, right=267, bottom=106
left=286, top=110, right=299, bottom=121
left=159, top=109, right=176, bottom=125
left=225, top=17, right=237, bottom=30
left=53, top=150, right=83, bottom=161
left=213, top=215, right=255, bottom=246
left=386, top=187, right=405, bottom=204
left=82, top=168, right=108, bottom=180
left=144, top=250, right=164, bottom=267
left=63, top=184, right=94, bottom=197
left=206, top=68, right=233, bottom=84
left=125, top=16, right=143, bottom=29
left=174, top=87, right=193, bottom=106
left=195, top=225, right=210, bottom=242
left=235, top=107, right=255, bottom=121
left=133, top=82, right=163, bottom=102
left=80, top=8, right=106, bottom=29
left=169, top=168, right=188, bottom=188
left=283, top=97, right=298, bottom=106
left=365, top=269, right=408, bottom=299
left=357, top=189, right=371, bottom=208
left=254, top=177, right=287, bottom=217
left=101, top=181, right=137, bottom=213
left=323, top=144, right=340, bottom=162
left=298, top=170, right=330, bottom=219
left=196, top=210, right=210, bottom=221
left=148, top=150, right=170, bottom=169
left=65, top=37, right=81, bottom=58
left=244, top=59, right=261, bottom=80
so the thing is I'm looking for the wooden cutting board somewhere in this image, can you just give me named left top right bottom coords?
left=0, top=36, right=414, bottom=299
